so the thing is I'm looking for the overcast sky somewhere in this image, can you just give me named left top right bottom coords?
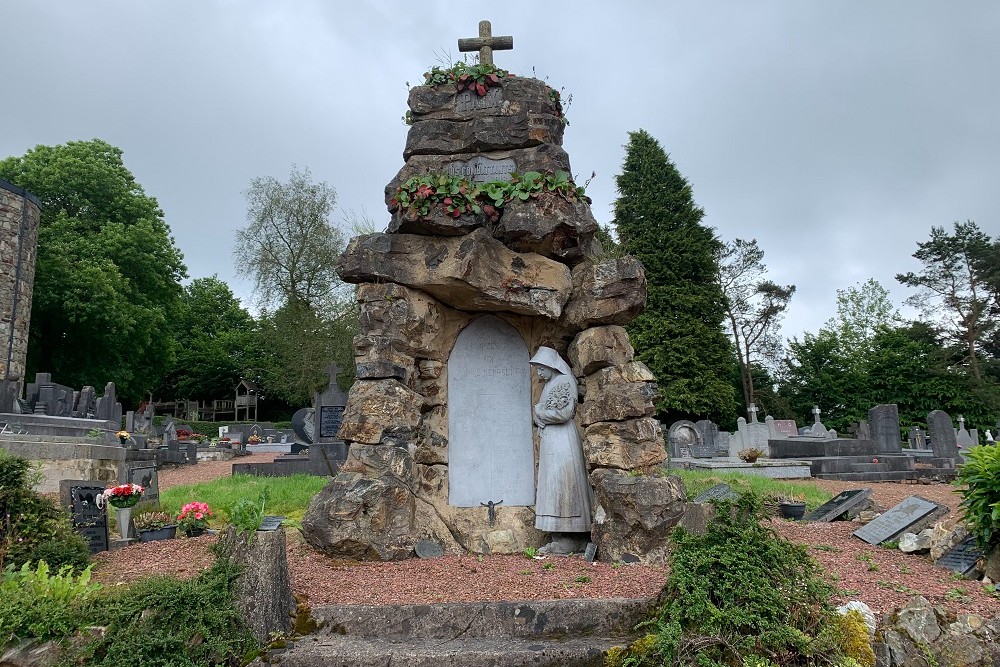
left=2, top=2, right=998, bottom=340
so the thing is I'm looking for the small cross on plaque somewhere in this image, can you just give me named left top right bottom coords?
left=458, top=20, right=513, bottom=66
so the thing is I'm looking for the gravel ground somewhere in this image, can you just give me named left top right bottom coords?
left=94, top=464, right=997, bottom=615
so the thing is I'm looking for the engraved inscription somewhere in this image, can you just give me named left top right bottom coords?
left=447, top=315, right=535, bottom=507
left=455, top=87, right=502, bottom=113
left=320, top=405, right=345, bottom=439
left=445, top=156, right=516, bottom=183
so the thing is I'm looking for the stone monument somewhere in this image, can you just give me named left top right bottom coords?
left=302, top=24, right=658, bottom=559
left=0, top=179, right=41, bottom=399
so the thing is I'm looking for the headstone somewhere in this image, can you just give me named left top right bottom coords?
left=927, top=410, right=958, bottom=459
left=124, top=411, right=136, bottom=433
left=806, top=488, right=872, bottom=522
left=852, top=496, right=948, bottom=545
left=908, top=425, right=927, bottom=449
left=59, top=480, right=109, bottom=553
left=75, top=386, right=96, bottom=418
left=447, top=315, right=534, bottom=507
left=694, top=420, right=720, bottom=455
left=291, top=407, right=315, bottom=444
left=163, top=421, right=179, bottom=451
left=584, top=542, right=597, bottom=563
left=313, top=364, right=348, bottom=444
left=868, top=404, right=902, bottom=453
left=445, top=156, right=516, bottom=183
left=955, top=415, right=975, bottom=448
left=767, top=417, right=798, bottom=439
left=809, top=406, right=830, bottom=438
left=731, top=417, right=769, bottom=457
left=935, top=536, right=983, bottom=577
left=0, top=379, right=15, bottom=413
left=693, top=484, right=738, bottom=504
left=122, top=462, right=159, bottom=506
left=669, top=420, right=707, bottom=458
left=415, top=539, right=445, bottom=559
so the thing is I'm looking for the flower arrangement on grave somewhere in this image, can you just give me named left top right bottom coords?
left=177, top=501, right=214, bottom=535
left=96, top=483, right=143, bottom=509
left=133, top=511, right=174, bottom=531
left=422, top=61, right=513, bottom=96
left=115, top=429, right=130, bottom=444
left=247, top=434, right=261, bottom=444
left=737, top=447, right=765, bottom=463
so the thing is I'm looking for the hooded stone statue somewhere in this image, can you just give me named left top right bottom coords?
left=529, top=346, right=592, bottom=536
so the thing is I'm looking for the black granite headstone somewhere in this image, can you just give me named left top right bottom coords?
left=584, top=542, right=597, bottom=563
left=935, top=536, right=983, bottom=577
left=59, top=480, right=109, bottom=553
left=319, top=405, right=345, bottom=439
left=693, top=484, right=739, bottom=504
left=122, top=463, right=159, bottom=506
left=853, top=496, right=947, bottom=545
left=806, top=488, right=872, bottom=522
left=868, top=404, right=902, bottom=453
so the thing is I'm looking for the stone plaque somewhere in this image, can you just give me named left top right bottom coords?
left=123, top=463, right=159, bottom=506
left=445, top=156, right=516, bottom=183
left=320, top=405, right=345, bottom=439
left=935, top=536, right=982, bottom=577
left=455, top=87, right=502, bottom=113
left=853, top=496, right=946, bottom=545
left=59, top=480, right=109, bottom=554
left=807, top=488, right=872, bottom=522
left=447, top=315, right=534, bottom=507
left=584, top=542, right=597, bottom=563
left=258, top=515, right=284, bottom=532
left=771, top=420, right=798, bottom=438
left=693, top=483, right=738, bottom=505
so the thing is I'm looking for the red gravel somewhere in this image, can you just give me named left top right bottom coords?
left=94, top=465, right=997, bottom=615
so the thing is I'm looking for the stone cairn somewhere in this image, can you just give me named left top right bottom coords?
left=303, top=31, right=665, bottom=560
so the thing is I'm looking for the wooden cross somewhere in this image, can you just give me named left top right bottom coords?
left=458, top=20, right=513, bottom=66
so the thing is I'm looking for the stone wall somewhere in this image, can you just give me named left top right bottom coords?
left=0, top=440, right=124, bottom=493
left=302, top=75, right=662, bottom=559
left=0, top=179, right=41, bottom=393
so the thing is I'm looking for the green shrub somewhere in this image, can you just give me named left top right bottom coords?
left=0, top=450, right=90, bottom=572
left=67, top=559, right=257, bottom=666
left=0, top=560, right=100, bottom=645
left=956, top=445, right=1000, bottom=551
left=624, top=493, right=851, bottom=667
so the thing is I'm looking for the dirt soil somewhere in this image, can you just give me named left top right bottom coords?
left=92, top=464, right=998, bottom=616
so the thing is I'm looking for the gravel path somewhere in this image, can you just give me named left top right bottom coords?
left=93, top=463, right=997, bottom=615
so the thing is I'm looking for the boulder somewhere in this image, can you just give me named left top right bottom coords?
left=302, top=472, right=416, bottom=561
left=894, top=596, right=942, bottom=645
left=985, top=548, right=1000, bottom=582
left=384, top=144, right=571, bottom=205
left=217, top=526, right=296, bottom=644
left=414, top=406, right=448, bottom=465
left=583, top=418, right=666, bottom=470
left=355, top=283, right=446, bottom=359
left=340, top=443, right=418, bottom=489
left=928, top=520, right=968, bottom=561
left=567, top=325, right=634, bottom=376
left=561, top=256, right=647, bottom=330
left=589, top=468, right=686, bottom=564
left=407, top=78, right=559, bottom=121
left=0, top=640, right=64, bottom=667
left=403, top=112, right=564, bottom=158
left=579, top=380, right=655, bottom=427
left=494, top=193, right=598, bottom=265
left=353, top=335, right=415, bottom=384
left=336, top=379, right=424, bottom=445
left=898, top=530, right=932, bottom=554
left=337, top=230, right=573, bottom=320
left=837, top=601, right=877, bottom=639
left=388, top=207, right=488, bottom=237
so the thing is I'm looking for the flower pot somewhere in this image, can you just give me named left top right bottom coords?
left=115, top=506, right=134, bottom=540
left=138, top=525, right=177, bottom=543
left=778, top=501, right=806, bottom=521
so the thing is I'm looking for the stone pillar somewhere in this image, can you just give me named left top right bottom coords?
left=0, top=179, right=41, bottom=399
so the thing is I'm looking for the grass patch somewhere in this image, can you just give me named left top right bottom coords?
left=668, top=469, right=832, bottom=509
left=160, top=474, right=328, bottom=527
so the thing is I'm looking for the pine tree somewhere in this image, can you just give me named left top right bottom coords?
left=612, top=129, right=736, bottom=423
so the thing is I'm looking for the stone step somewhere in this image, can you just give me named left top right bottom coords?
left=815, top=468, right=956, bottom=482
left=849, top=463, right=890, bottom=473
left=309, top=598, right=652, bottom=640
left=263, top=635, right=625, bottom=667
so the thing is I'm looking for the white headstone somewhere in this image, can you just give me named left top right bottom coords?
left=447, top=316, right=535, bottom=507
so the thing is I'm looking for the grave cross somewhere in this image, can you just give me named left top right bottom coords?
left=458, top=20, right=513, bottom=66
left=957, top=414, right=966, bottom=429
left=746, top=403, right=759, bottom=423
left=812, top=405, right=822, bottom=423
left=480, top=499, right=503, bottom=527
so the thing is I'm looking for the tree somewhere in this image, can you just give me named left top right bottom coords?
left=717, top=238, right=795, bottom=409
left=234, top=167, right=354, bottom=406
left=896, top=221, right=996, bottom=379
left=235, top=166, right=346, bottom=310
left=157, top=277, right=256, bottom=400
left=0, top=140, right=186, bottom=403
left=612, top=129, right=736, bottom=422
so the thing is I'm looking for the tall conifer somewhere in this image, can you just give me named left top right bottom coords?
left=612, top=129, right=736, bottom=422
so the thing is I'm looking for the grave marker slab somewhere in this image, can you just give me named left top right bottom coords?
left=869, top=404, right=902, bottom=453
left=584, top=542, right=597, bottom=563
left=927, top=410, right=958, bottom=459
left=122, top=462, right=159, bottom=506
left=319, top=406, right=345, bottom=439
left=258, top=515, right=284, bottom=532
left=693, top=483, right=738, bottom=504
left=59, top=480, right=109, bottom=553
left=770, top=419, right=798, bottom=438
left=314, top=364, right=348, bottom=444
left=455, top=87, right=502, bottom=113
left=935, top=536, right=982, bottom=577
left=853, top=496, right=948, bottom=545
left=807, top=488, right=872, bottom=522
left=669, top=420, right=706, bottom=458
left=447, top=315, right=534, bottom=507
